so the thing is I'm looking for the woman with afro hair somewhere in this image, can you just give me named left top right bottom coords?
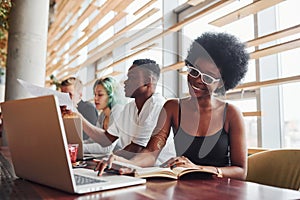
left=95, top=32, right=249, bottom=180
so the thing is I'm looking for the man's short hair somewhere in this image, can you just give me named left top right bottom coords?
left=61, top=77, right=83, bottom=92
left=133, top=59, right=160, bottom=81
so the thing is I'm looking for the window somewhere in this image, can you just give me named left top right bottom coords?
left=278, top=0, right=300, bottom=148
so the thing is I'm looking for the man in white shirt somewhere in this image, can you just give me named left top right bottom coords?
left=80, top=59, right=175, bottom=165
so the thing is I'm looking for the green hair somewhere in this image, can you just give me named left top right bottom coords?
left=93, top=77, right=118, bottom=109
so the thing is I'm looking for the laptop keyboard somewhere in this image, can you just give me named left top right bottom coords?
left=0, top=153, right=41, bottom=199
left=0, top=154, right=15, bottom=180
left=74, top=174, right=106, bottom=186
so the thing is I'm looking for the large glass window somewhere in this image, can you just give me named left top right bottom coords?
left=282, top=83, right=300, bottom=148
left=277, top=0, right=300, bottom=148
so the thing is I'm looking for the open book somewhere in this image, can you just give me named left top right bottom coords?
left=134, top=166, right=217, bottom=179
left=100, top=159, right=217, bottom=179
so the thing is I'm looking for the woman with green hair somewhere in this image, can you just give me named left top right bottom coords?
left=83, top=77, right=126, bottom=155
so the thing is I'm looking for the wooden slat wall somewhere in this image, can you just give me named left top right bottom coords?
left=228, top=75, right=300, bottom=93
left=250, top=38, right=300, bottom=60
left=47, top=0, right=300, bottom=93
left=187, top=0, right=206, bottom=7
left=209, top=0, right=286, bottom=27
left=134, top=0, right=157, bottom=16
left=47, top=0, right=162, bottom=80
left=132, top=0, right=233, bottom=50
left=55, top=16, right=162, bottom=79
left=246, top=24, right=300, bottom=48
left=243, top=111, right=262, bottom=117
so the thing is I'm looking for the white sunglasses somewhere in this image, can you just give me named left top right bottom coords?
left=187, top=65, right=220, bottom=85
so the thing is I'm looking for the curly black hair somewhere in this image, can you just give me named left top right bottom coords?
left=133, top=59, right=160, bottom=80
left=185, top=32, right=249, bottom=92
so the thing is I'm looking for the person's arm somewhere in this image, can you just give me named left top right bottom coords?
left=128, top=100, right=177, bottom=166
left=113, top=142, right=144, bottom=159
left=79, top=113, right=118, bottom=147
left=95, top=100, right=177, bottom=175
left=220, top=104, right=247, bottom=180
left=83, top=138, right=116, bottom=154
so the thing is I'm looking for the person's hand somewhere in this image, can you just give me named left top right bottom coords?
left=93, top=154, right=135, bottom=176
left=93, top=154, right=115, bottom=176
left=160, top=156, right=199, bottom=169
left=60, top=105, right=78, bottom=118
left=60, top=105, right=71, bottom=115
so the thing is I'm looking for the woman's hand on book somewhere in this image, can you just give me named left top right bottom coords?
left=161, top=156, right=199, bottom=169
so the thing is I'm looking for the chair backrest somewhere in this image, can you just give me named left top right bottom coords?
left=247, top=149, right=300, bottom=191
left=247, top=147, right=268, bottom=156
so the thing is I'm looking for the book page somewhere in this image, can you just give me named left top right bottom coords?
left=172, top=166, right=217, bottom=177
left=136, top=167, right=173, bottom=174
left=135, top=167, right=177, bottom=179
left=135, top=166, right=217, bottom=179
left=100, top=158, right=142, bottom=171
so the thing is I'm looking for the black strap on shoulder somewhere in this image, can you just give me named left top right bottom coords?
left=223, top=102, right=228, bottom=125
left=178, top=99, right=181, bottom=127
left=223, top=102, right=231, bottom=159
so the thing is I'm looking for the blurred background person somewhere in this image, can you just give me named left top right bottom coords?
left=60, top=77, right=98, bottom=140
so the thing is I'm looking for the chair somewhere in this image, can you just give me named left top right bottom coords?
left=247, top=147, right=268, bottom=156
left=247, top=149, right=300, bottom=191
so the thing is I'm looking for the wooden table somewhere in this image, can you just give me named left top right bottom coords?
left=1, top=147, right=299, bottom=200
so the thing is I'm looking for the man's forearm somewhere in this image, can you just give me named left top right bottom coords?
left=114, top=142, right=144, bottom=159
left=81, top=115, right=117, bottom=147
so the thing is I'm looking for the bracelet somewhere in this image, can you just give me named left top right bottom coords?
left=215, top=167, right=223, bottom=178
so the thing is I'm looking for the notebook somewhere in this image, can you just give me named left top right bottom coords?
left=1, top=95, right=146, bottom=194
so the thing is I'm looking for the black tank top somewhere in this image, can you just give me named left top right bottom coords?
left=173, top=101, right=231, bottom=167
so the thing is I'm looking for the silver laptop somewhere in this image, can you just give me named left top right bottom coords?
left=1, top=95, right=146, bottom=194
